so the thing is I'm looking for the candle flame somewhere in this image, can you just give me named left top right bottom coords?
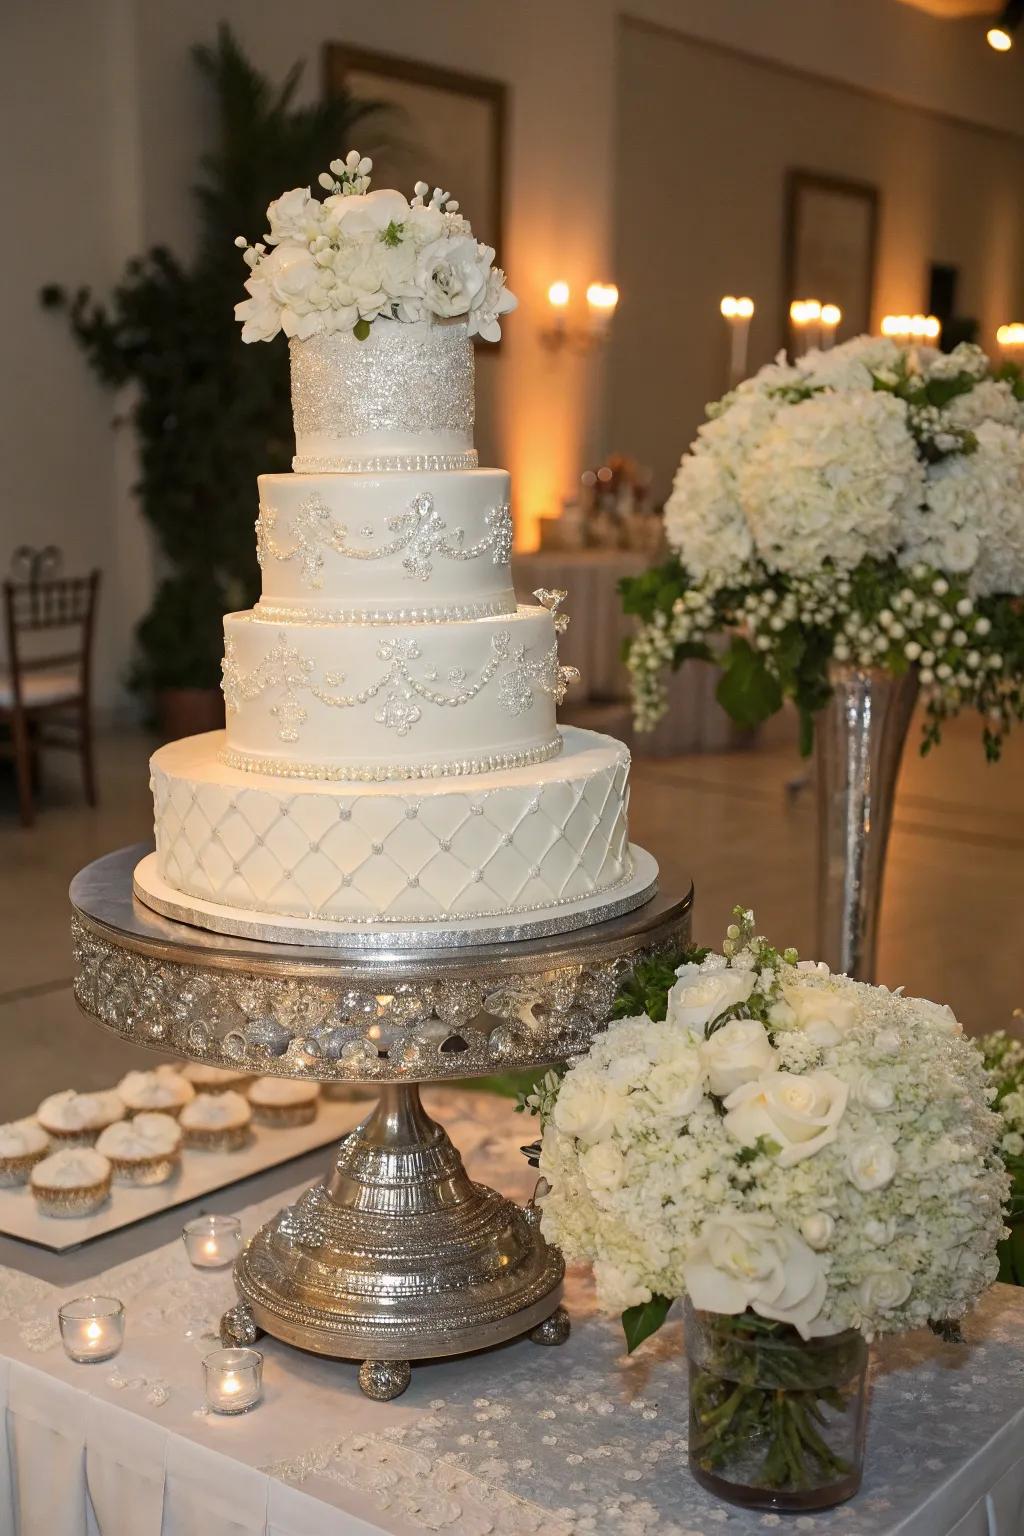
left=586, top=282, right=618, bottom=312
left=86, top=1320, right=102, bottom=1341
left=223, top=1373, right=241, bottom=1395
left=547, top=280, right=570, bottom=309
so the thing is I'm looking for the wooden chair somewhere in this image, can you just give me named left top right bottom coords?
left=0, top=570, right=101, bottom=826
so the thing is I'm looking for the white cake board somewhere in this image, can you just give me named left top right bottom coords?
left=132, top=846, right=660, bottom=950
left=0, top=1098, right=371, bottom=1253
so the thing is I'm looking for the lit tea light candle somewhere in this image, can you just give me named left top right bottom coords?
left=820, top=303, right=842, bottom=350
left=720, top=296, right=755, bottom=385
left=58, top=1296, right=125, bottom=1363
left=203, top=1347, right=263, bottom=1414
left=182, top=1213, right=243, bottom=1270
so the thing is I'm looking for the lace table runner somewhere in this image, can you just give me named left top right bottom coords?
left=0, top=1088, right=1022, bottom=1536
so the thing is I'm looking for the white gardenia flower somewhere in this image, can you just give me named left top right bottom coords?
left=723, top=1070, right=849, bottom=1166
left=265, top=186, right=318, bottom=245
left=666, top=968, right=756, bottom=1032
left=322, top=186, right=410, bottom=237
left=580, top=1140, right=625, bottom=1197
left=846, top=1138, right=898, bottom=1191
left=800, top=1213, right=835, bottom=1250
left=234, top=280, right=282, bottom=343
left=904, top=996, right=963, bottom=1036
left=781, top=980, right=859, bottom=1046
left=699, top=1018, right=778, bottom=1097
left=683, top=1213, right=828, bottom=1339
left=417, top=233, right=489, bottom=319
left=857, top=1268, right=912, bottom=1313
left=259, top=244, right=325, bottom=311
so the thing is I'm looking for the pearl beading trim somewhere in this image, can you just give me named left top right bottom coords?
left=219, top=735, right=564, bottom=782
left=292, top=451, right=479, bottom=474
left=253, top=596, right=518, bottom=625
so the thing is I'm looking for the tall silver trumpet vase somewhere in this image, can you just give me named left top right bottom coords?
left=814, top=664, right=919, bottom=981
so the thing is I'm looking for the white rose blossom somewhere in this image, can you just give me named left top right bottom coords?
left=683, top=1213, right=830, bottom=1339
left=666, top=968, right=756, bottom=1032
left=699, top=1018, right=778, bottom=1097
left=723, top=1070, right=850, bottom=1166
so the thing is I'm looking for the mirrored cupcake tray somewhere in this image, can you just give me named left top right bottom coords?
left=0, top=1097, right=370, bottom=1252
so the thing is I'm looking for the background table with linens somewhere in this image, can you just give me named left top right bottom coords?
left=0, top=1089, right=1021, bottom=1536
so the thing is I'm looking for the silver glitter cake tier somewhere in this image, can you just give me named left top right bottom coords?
left=290, top=320, right=477, bottom=473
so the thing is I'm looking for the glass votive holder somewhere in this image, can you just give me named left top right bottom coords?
left=182, top=1214, right=243, bottom=1269
left=203, top=1347, right=263, bottom=1414
left=58, top=1295, right=125, bottom=1363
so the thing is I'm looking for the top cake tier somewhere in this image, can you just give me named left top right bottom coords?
left=290, top=319, right=476, bottom=474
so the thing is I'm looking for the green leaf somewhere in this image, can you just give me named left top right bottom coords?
left=353, top=317, right=371, bottom=341
left=622, top=1294, right=673, bottom=1353
left=715, top=639, right=782, bottom=727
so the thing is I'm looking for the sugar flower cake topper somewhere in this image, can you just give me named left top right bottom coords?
left=234, top=150, right=516, bottom=345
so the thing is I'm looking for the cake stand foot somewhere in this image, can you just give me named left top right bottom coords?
left=233, top=1084, right=564, bottom=1367
left=530, top=1305, right=571, bottom=1346
left=220, top=1302, right=262, bottom=1348
left=358, top=1359, right=412, bottom=1400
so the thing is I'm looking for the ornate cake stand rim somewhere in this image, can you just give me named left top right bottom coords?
left=70, top=844, right=693, bottom=982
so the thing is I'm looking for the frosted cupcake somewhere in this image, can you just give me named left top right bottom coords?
left=247, top=1077, right=321, bottom=1128
left=179, top=1090, right=252, bottom=1151
left=36, top=1089, right=125, bottom=1147
left=181, top=1064, right=253, bottom=1093
left=31, top=1148, right=112, bottom=1217
left=117, top=1066, right=195, bottom=1117
left=0, top=1119, right=50, bottom=1186
left=96, top=1112, right=182, bottom=1185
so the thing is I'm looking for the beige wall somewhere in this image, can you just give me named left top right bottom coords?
left=611, top=17, right=1024, bottom=500
left=2, top=0, right=1023, bottom=709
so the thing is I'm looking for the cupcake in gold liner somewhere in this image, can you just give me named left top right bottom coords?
left=247, top=1077, right=321, bottom=1128
left=30, top=1148, right=112, bottom=1217
left=36, top=1089, right=125, bottom=1147
left=179, top=1090, right=252, bottom=1151
left=96, top=1112, right=182, bottom=1185
left=117, top=1066, right=195, bottom=1117
left=0, top=1118, right=50, bottom=1187
left=181, top=1063, right=254, bottom=1094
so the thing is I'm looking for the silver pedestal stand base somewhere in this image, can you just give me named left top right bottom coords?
left=70, top=846, right=692, bottom=1399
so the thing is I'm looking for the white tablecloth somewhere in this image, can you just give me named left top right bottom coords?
left=0, top=1088, right=1022, bottom=1536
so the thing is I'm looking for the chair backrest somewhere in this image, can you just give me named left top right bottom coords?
left=2, top=571, right=101, bottom=708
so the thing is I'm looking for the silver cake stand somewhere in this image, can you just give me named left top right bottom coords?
left=70, top=845, right=692, bottom=1399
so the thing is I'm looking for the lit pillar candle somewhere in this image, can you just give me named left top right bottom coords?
left=586, top=281, right=618, bottom=338
left=203, top=1347, right=263, bottom=1414
left=789, top=299, right=821, bottom=356
left=820, top=303, right=842, bottom=351
left=58, top=1296, right=125, bottom=1363
left=546, top=280, right=570, bottom=342
left=997, top=323, right=1024, bottom=364
left=721, top=296, right=754, bottom=386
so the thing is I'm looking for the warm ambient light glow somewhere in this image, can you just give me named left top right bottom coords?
left=721, top=295, right=754, bottom=319
left=997, top=323, right=1024, bottom=346
left=821, top=304, right=842, bottom=328
left=586, top=282, right=619, bottom=312
left=86, top=1320, right=103, bottom=1341
left=547, top=280, right=570, bottom=309
left=987, top=25, right=1013, bottom=49
left=881, top=313, right=941, bottom=341
left=790, top=299, right=822, bottom=326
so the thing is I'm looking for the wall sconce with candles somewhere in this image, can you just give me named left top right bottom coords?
left=880, top=314, right=941, bottom=345
left=720, top=296, right=754, bottom=386
left=541, top=280, right=619, bottom=352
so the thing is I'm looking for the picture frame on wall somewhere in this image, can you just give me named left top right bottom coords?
left=783, top=170, right=879, bottom=346
left=323, top=43, right=507, bottom=266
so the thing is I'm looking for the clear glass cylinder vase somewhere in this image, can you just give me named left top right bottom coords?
left=815, top=663, right=919, bottom=981
left=685, top=1302, right=869, bottom=1513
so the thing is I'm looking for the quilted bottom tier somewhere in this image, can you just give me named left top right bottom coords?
left=150, top=727, right=633, bottom=926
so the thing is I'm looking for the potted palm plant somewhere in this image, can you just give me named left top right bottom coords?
left=42, top=26, right=382, bottom=736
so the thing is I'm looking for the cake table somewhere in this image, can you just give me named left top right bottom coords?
left=70, top=846, right=692, bottom=1399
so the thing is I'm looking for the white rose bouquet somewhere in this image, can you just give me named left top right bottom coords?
left=525, top=909, right=1007, bottom=1499
left=623, top=337, right=1024, bottom=758
left=233, top=150, right=515, bottom=345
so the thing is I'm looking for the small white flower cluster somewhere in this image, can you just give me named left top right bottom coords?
left=538, top=911, right=1007, bottom=1342
left=977, top=1028, right=1024, bottom=1161
left=234, top=150, right=516, bottom=345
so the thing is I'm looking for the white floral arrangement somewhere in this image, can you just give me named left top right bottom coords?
left=234, top=150, right=516, bottom=344
left=623, top=337, right=1024, bottom=757
left=529, top=909, right=1007, bottom=1348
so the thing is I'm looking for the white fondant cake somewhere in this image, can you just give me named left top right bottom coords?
left=141, top=157, right=653, bottom=941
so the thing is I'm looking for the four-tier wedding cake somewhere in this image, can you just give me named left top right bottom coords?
left=136, top=154, right=655, bottom=941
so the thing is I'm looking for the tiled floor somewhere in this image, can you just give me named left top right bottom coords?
left=0, top=706, right=1021, bottom=1124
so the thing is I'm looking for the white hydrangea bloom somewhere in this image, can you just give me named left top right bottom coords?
left=907, top=420, right=1024, bottom=593
left=737, top=392, right=923, bottom=576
